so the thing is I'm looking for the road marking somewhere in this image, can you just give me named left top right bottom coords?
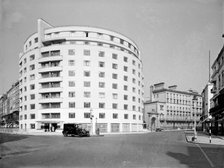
left=196, top=144, right=214, bottom=168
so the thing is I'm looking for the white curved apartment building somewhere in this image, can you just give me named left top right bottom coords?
left=19, top=19, right=144, bottom=133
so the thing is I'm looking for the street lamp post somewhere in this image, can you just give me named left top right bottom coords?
left=208, top=115, right=212, bottom=143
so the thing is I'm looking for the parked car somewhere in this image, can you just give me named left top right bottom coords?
left=155, top=128, right=163, bottom=132
left=62, top=124, right=90, bottom=137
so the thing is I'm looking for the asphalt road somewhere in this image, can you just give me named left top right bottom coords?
left=1, top=131, right=224, bottom=168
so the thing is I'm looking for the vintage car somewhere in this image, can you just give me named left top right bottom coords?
left=62, top=123, right=90, bottom=137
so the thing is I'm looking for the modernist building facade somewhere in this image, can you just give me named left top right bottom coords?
left=19, top=19, right=144, bottom=133
left=144, top=83, right=202, bottom=130
left=0, top=81, right=20, bottom=127
left=210, top=44, right=224, bottom=135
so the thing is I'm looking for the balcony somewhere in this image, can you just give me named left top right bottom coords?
left=39, top=87, right=63, bottom=93
left=39, top=55, right=63, bottom=63
left=39, top=66, right=62, bottom=73
left=39, top=76, right=63, bottom=83
left=39, top=97, right=63, bottom=103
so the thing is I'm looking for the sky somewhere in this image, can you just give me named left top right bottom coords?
left=0, top=0, right=223, bottom=98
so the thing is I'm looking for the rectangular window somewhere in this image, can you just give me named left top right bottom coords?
left=30, top=104, right=35, bottom=109
left=30, top=64, right=35, bottom=71
left=99, top=103, right=105, bottom=108
left=99, top=82, right=105, bottom=88
left=99, top=72, right=105, bottom=78
left=112, top=53, right=117, bottom=59
left=84, top=81, right=91, bottom=87
left=133, top=115, right=136, bottom=120
left=68, top=70, right=75, bottom=76
left=84, top=49, right=90, bottom=56
left=113, top=93, right=118, bottom=99
left=84, top=102, right=91, bottom=108
left=68, top=92, right=75, bottom=97
left=99, top=62, right=105, bottom=67
left=69, top=102, right=76, bottom=108
left=30, top=114, right=35, bottom=119
left=34, top=37, right=38, bottom=43
left=132, top=60, right=136, bottom=65
left=112, top=103, right=117, bottom=109
left=84, top=91, right=91, bottom=98
left=124, top=104, right=128, bottom=110
left=112, top=63, right=118, bottom=69
left=30, top=54, right=35, bottom=61
left=69, top=81, right=75, bottom=87
left=124, top=66, right=128, bottom=72
left=84, top=71, right=90, bottom=77
left=112, top=83, right=118, bottom=89
left=124, top=57, right=128, bottom=62
left=113, top=113, right=118, bottom=119
left=69, top=113, right=76, bottom=118
left=68, top=49, right=75, bottom=55
left=68, top=60, right=75, bottom=66
left=84, top=113, right=90, bottom=118
left=99, top=113, right=105, bottom=119
left=83, top=60, right=90, bottom=66
left=112, top=74, right=118, bottom=79
left=30, top=94, right=35, bottom=100
left=124, top=76, right=128, bottom=81
left=99, top=51, right=105, bottom=57
left=51, top=113, right=60, bottom=118
left=30, top=74, right=35, bottom=80
left=99, top=92, right=105, bottom=98
left=124, top=95, right=128, bottom=100
left=124, top=114, right=128, bottom=119
left=124, top=85, right=128, bottom=91
left=30, top=124, right=35, bottom=129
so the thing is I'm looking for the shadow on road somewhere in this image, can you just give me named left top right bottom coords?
left=167, top=145, right=224, bottom=168
left=0, top=133, right=30, bottom=144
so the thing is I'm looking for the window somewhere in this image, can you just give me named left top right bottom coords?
left=124, top=66, right=128, bottom=72
left=160, top=105, right=164, bottom=110
left=84, top=81, right=91, bottom=87
left=24, top=86, right=27, bottom=92
left=84, top=71, right=90, bottom=77
left=132, top=60, right=136, bottom=65
left=124, top=57, right=128, bottom=62
left=69, top=102, right=76, bottom=108
left=68, top=92, right=75, bottom=97
left=51, top=113, right=60, bottom=118
left=69, top=113, right=76, bottom=118
left=132, top=78, right=136, bottom=84
left=24, top=105, right=27, bottom=110
left=112, top=53, right=117, bottom=59
left=112, top=73, right=118, bottom=79
left=124, top=85, right=128, bottom=91
left=124, top=95, right=128, bottom=100
left=68, top=60, right=75, bottom=66
left=84, top=113, right=90, bottom=118
left=30, top=94, right=35, bottom=100
left=99, top=82, right=105, bottom=88
left=34, top=37, right=38, bottom=43
left=24, top=58, right=27, bottom=64
left=30, top=55, right=35, bottom=61
left=68, top=49, right=75, bottom=55
left=99, top=62, right=105, bottom=67
left=84, top=92, right=91, bottom=98
left=69, top=81, right=75, bottom=87
left=99, top=51, right=105, bottom=57
left=30, top=114, right=35, bottom=119
left=84, top=102, right=91, bottom=108
left=84, top=49, right=90, bottom=56
left=99, top=113, right=105, bottom=119
left=112, top=83, right=117, bottom=89
left=30, top=104, right=35, bottom=109
left=30, top=74, right=35, bottom=80
left=132, top=96, right=136, bottom=102
left=30, top=124, right=35, bottom=129
left=124, top=76, right=128, bottom=81
left=99, top=92, right=105, bottom=98
left=132, top=106, right=136, bottom=111
left=84, top=60, right=90, bottom=66
left=29, top=41, right=32, bottom=46
left=113, top=113, right=118, bottom=119
left=99, top=103, right=105, bottom=108
left=112, top=93, right=118, bottom=99
left=132, top=69, right=136, bottom=75
left=133, top=115, right=136, bottom=120
left=124, top=114, right=128, bottom=119
left=69, top=70, right=75, bottom=76
left=112, top=103, right=117, bottom=109
left=24, top=96, right=27, bottom=101
left=30, top=64, right=35, bottom=71
left=99, top=72, right=105, bottom=78
left=124, top=104, right=128, bottom=110
left=112, top=63, right=118, bottom=69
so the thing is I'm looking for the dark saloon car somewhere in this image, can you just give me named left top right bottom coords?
left=62, top=123, right=90, bottom=137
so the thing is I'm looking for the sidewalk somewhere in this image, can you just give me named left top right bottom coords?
left=185, top=131, right=224, bottom=145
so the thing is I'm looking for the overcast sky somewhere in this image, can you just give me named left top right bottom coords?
left=0, top=0, right=223, bottom=97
